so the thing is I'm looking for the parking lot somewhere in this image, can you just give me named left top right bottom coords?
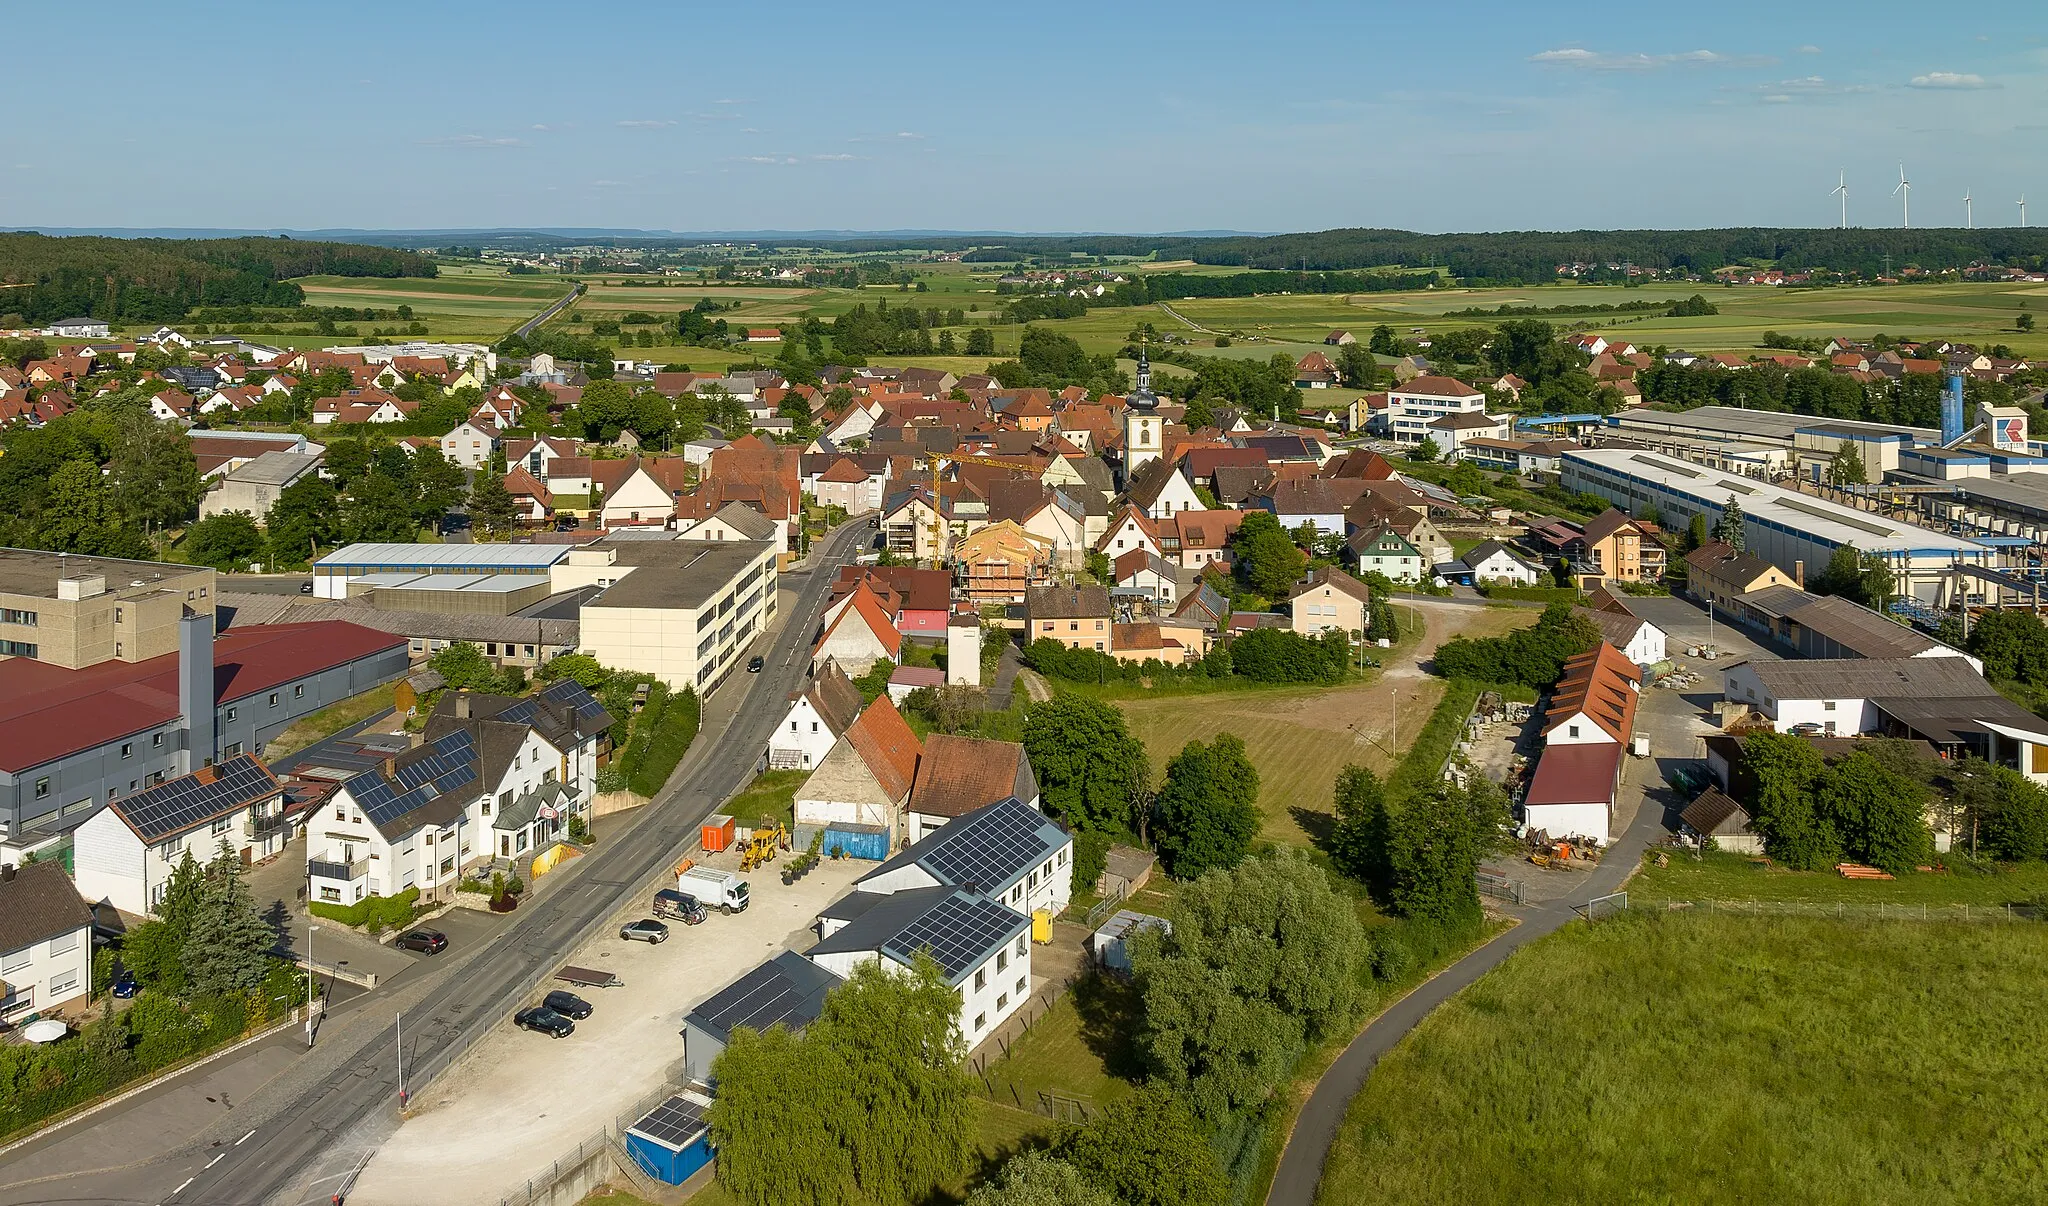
left=346, top=851, right=868, bottom=1206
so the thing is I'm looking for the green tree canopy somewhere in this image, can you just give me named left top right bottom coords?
left=468, top=460, right=519, bottom=540
left=183, top=511, right=266, bottom=571
left=1387, top=784, right=1481, bottom=926
left=1230, top=509, right=1307, bottom=598
left=966, top=1152, right=1113, bottom=1206
left=1054, top=1084, right=1227, bottom=1206
left=181, top=842, right=279, bottom=996
left=1021, top=695, right=1148, bottom=835
left=1330, top=763, right=1391, bottom=890
left=1713, top=495, right=1747, bottom=550
left=1151, top=734, right=1259, bottom=878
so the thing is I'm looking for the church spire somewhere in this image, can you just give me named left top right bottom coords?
left=1131, top=346, right=1157, bottom=410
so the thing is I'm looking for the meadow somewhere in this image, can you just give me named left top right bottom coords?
left=1317, top=911, right=2048, bottom=1206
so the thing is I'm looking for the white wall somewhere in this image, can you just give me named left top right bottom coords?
left=769, top=697, right=840, bottom=770
left=1721, top=664, right=1870, bottom=734
left=1547, top=711, right=1621, bottom=746
left=1523, top=801, right=1610, bottom=846
left=0, top=921, right=91, bottom=1021
left=73, top=807, right=150, bottom=916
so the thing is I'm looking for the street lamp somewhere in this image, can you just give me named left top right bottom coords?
left=305, top=922, right=319, bottom=1048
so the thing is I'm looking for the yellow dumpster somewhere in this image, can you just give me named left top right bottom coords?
left=1031, top=908, right=1052, bottom=944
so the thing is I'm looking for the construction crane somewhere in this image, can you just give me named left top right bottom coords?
left=919, top=449, right=1046, bottom=570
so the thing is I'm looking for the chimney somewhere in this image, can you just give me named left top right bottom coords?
left=1794, top=560, right=1805, bottom=588
left=2, top=863, right=15, bottom=883
left=455, top=690, right=470, bottom=720
left=179, top=611, right=215, bottom=771
left=382, top=756, right=397, bottom=778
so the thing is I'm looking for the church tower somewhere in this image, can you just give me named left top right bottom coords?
left=1123, top=348, right=1163, bottom=479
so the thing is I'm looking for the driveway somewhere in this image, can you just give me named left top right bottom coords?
left=347, top=856, right=868, bottom=1206
left=1619, top=594, right=1775, bottom=665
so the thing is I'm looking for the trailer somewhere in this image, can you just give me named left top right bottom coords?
left=556, top=965, right=624, bottom=989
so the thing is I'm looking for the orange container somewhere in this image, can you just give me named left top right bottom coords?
left=701, top=813, right=736, bottom=853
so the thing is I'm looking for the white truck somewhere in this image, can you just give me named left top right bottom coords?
left=679, top=865, right=750, bottom=914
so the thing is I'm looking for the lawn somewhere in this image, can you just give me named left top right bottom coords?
left=262, top=685, right=394, bottom=758
left=1318, top=912, right=2048, bottom=1206
left=721, top=770, right=803, bottom=831
left=1636, top=847, right=2048, bottom=908
left=982, top=978, right=1143, bottom=1117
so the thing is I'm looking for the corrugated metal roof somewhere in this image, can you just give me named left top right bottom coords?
left=317, top=542, right=572, bottom=569
left=1524, top=743, right=1622, bottom=806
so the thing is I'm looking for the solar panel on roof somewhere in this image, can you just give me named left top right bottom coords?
left=630, top=1096, right=708, bottom=1149
left=120, top=755, right=277, bottom=841
left=886, top=893, right=1025, bottom=978
left=918, top=798, right=1053, bottom=893
left=694, top=962, right=804, bottom=1035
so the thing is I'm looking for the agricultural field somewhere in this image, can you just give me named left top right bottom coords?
left=1636, top=847, right=2048, bottom=907
left=1317, top=911, right=2048, bottom=1206
left=1112, top=604, right=1534, bottom=846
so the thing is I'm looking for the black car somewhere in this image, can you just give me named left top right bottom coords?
left=394, top=929, right=448, bottom=955
left=620, top=918, right=670, bottom=944
left=514, top=1006, right=575, bottom=1038
left=747, top=655, right=765, bottom=673
left=543, top=990, right=593, bottom=1020
left=298, top=582, right=313, bottom=594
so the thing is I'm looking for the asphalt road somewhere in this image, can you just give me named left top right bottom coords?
left=219, top=575, right=312, bottom=596
left=514, top=287, right=579, bottom=341
left=50, top=520, right=868, bottom=1206
left=1263, top=743, right=1674, bottom=1206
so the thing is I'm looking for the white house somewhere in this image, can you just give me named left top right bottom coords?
left=45, top=317, right=110, bottom=339
left=1457, top=540, right=1544, bottom=586
left=1539, top=645, right=1641, bottom=748
left=1387, top=375, right=1487, bottom=444
left=682, top=501, right=787, bottom=555
left=439, top=420, right=502, bottom=470
left=1430, top=411, right=1513, bottom=457
left=1125, top=460, right=1206, bottom=522
left=767, top=664, right=864, bottom=771
left=812, top=587, right=902, bottom=678
left=1578, top=608, right=1669, bottom=669
left=809, top=886, right=1032, bottom=1051
left=1717, top=657, right=2035, bottom=755
left=0, top=861, right=93, bottom=1024
left=73, top=755, right=287, bottom=916
left=856, top=795, right=1072, bottom=919
left=1113, top=550, right=1180, bottom=608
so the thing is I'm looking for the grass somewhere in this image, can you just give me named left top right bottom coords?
left=262, top=685, right=393, bottom=758
left=1637, top=847, right=2048, bottom=907
left=982, top=978, right=1144, bottom=1116
left=577, top=1190, right=660, bottom=1206
left=1317, top=911, right=2048, bottom=1205
left=723, top=770, right=804, bottom=832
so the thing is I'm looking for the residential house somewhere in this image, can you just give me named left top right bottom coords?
left=813, top=586, right=903, bottom=677
left=1096, top=505, right=1163, bottom=561
left=794, top=695, right=922, bottom=848
left=1452, top=540, right=1543, bottom=586
left=1293, top=351, right=1339, bottom=389
left=1575, top=607, right=1669, bottom=669
left=0, top=861, right=93, bottom=1024
left=1171, top=508, right=1245, bottom=571
left=1286, top=566, right=1374, bottom=636
left=504, top=467, right=553, bottom=524
left=851, top=794, right=1072, bottom=923
left=1386, top=375, right=1487, bottom=444
left=73, top=755, right=287, bottom=915
left=1431, top=411, right=1512, bottom=457
left=809, top=456, right=890, bottom=513
left=1348, top=525, right=1425, bottom=583
left=955, top=521, right=1054, bottom=606
left=1576, top=508, right=1665, bottom=585
left=507, top=436, right=582, bottom=482
left=1261, top=479, right=1362, bottom=544
left=1113, top=549, right=1181, bottom=607
left=768, top=662, right=865, bottom=771
left=1522, top=644, right=1642, bottom=845
left=439, top=419, right=502, bottom=470
left=1026, top=584, right=1112, bottom=652
left=809, top=884, right=1032, bottom=1050
left=1684, top=541, right=1797, bottom=611
left=1123, top=459, right=1207, bottom=521
left=682, top=501, right=785, bottom=555
left=904, top=735, right=1038, bottom=843
left=1109, top=622, right=1189, bottom=665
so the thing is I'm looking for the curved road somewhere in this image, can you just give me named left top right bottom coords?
left=1264, top=783, right=1669, bottom=1206
left=47, top=520, right=868, bottom=1206
left=514, top=285, right=580, bottom=341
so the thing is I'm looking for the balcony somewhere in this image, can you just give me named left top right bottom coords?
left=245, top=812, right=287, bottom=840
left=307, top=858, right=366, bottom=882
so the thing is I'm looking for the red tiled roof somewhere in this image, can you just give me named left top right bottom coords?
left=908, top=733, right=1027, bottom=819
left=845, top=696, right=922, bottom=801
left=0, top=621, right=406, bottom=772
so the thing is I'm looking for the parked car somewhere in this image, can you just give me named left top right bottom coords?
left=298, top=582, right=313, bottom=594
left=514, top=1006, right=575, bottom=1038
left=652, top=889, right=706, bottom=925
left=111, top=971, right=138, bottom=998
left=394, top=929, right=448, bottom=955
left=543, top=990, right=593, bottom=1020
left=620, top=918, right=670, bottom=944
left=747, top=655, right=765, bottom=673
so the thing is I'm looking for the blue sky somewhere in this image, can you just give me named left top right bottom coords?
left=6, top=0, right=2044, bottom=234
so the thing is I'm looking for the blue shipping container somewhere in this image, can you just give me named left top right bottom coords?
left=821, top=826, right=888, bottom=861
left=626, top=1128, right=712, bottom=1185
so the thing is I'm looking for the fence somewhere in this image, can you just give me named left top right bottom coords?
left=497, top=1078, right=686, bottom=1206
left=1082, top=885, right=1128, bottom=931
left=1475, top=870, right=1525, bottom=906
left=969, top=973, right=1079, bottom=1078
left=1574, top=891, right=1630, bottom=922
left=1631, top=897, right=2039, bottom=923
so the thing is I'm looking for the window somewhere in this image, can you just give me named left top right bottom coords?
left=1057, top=849, right=1067, bottom=867
left=34, top=778, right=49, bottom=800
left=1823, top=701, right=1837, bottom=712
left=153, top=733, right=164, bottom=748
left=224, top=742, right=242, bottom=757
left=225, top=707, right=237, bottom=723
left=996, top=950, right=1008, bottom=973
left=1016, top=977, right=1027, bottom=996
left=1568, top=724, right=1580, bottom=738
left=47, top=930, right=79, bottom=956
left=294, top=684, right=304, bottom=699
left=320, top=886, right=341, bottom=902
left=47, top=970, right=78, bottom=998
left=975, top=969, right=987, bottom=990
left=1016, top=935, right=1027, bottom=958
left=996, top=993, right=1008, bottom=1011
left=974, top=1012, right=986, bottom=1031
left=129, top=780, right=137, bottom=792
left=121, top=742, right=133, bottom=759
left=0, top=946, right=29, bottom=975
left=0, top=608, right=35, bottom=626
left=269, top=692, right=280, bottom=707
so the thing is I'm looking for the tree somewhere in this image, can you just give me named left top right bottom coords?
left=709, top=956, right=972, bottom=1206
left=1151, top=735, right=1259, bottom=878
left=965, top=327, right=995, bottom=357
left=1230, top=509, right=1307, bottom=599
left=468, top=464, right=518, bottom=540
left=182, top=841, right=278, bottom=996
left=1129, top=849, right=1365, bottom=1121
left=1021, top=696, right=1147, bottom=835
left=1740, top=732, right=1835, bottom=870
left=537, top=652, right=612, bottom=689
left=967, top=1152, right=1113, bottom=1206
left=2019, top=311, right=2036, bottom=333
left=341, top=473, right=419, bottom=543
left=1329, top=763, right=1390, bottom=889
left=1829, top=440, right=1868, bottom=486
left=1055, top=1085, right=1225, bottom=1206
left=1386, top=784, right=1480, bottom=926
left=1407, top=437, right=1441, bottom=464
left=1712, top=495, right=1746, bottom=551
left=409, top=447, right=468, bottom=529
left=183, top=511, right=265, bottom=571
left=1813, top=750, right=1931, bottom=875
left=1336, top=342, right=1379, bottom=388
left=1969, top=611, right=2048, bottom=684
left=109, top=414, right=201, bottom=534
left=265, top=474, right=339, bottom=564
left=1981, top=767, right=2048, bottom=861
left=430, top=641, right=504, bottom=691
left=35, top=459, right=119, bottom=553
left=1685, top=511, right=1709, bottom=553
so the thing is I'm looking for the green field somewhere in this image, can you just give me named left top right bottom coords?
left=1637, top=847, right=2048, bottom=907
left=1319, top=912, right=2048, bottom=1206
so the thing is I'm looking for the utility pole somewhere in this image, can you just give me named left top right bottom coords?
left=396, top=1014, right=407, bottom=1109
left=305, top=923, right=319, bottom=1048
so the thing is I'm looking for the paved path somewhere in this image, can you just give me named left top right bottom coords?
left=0, top=520, right=873, bottom=1206
left=1264, top=725, right=1675, bottom=1206
left=514, top=286, right=579, bottom=341
left=987, top=640, right=1022, bottom=710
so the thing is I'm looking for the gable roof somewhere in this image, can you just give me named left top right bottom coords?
left=1579, top=508, right=1643, bottom=547
left=802, top=661, right=866, bottom=737
left=908, top=735, right=1037, bottom=820
left=1027, top=583, right=1111, bottom=620
left=820, top=587, right=904, bottom=660
left=809, top=885, right=1029, bottom=985
left=0, top=860, right=93, bottom=954
left=108, top=754, right=281, bottom=843
left=1542, top=644, right=1642, bottom=743
left=859, top=795, right=1070, bottom=899
left=1680, top=786, right=1753, bottom=838
left=843, top=695, right=922, bottom=801
left=1391, top=374, right=1482, bottom=399
left=1287, top=565, right=1374, bottom=606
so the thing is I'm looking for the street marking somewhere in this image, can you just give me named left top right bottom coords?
left=174, top=1177, right=193, bottom=1194
left=237, top=1129, right=256, bottom=1145
left=206, top=1153, right=225, bottom=1168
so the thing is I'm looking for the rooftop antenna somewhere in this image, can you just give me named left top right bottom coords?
left=1831, top=170, right=1848, bottom=229
left=1964, top=189, right=1974, bottom=230
left=1892, top=163, right=1911, bottom=230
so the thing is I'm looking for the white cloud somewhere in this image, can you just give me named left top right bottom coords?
left=739, top=155, right=799, bottom=165
left=1797, top=44, right=1822, bottom=54
left=421, top=134, right=525, bottom=148
left=1762, top=94, right=1791, bottom=103
left=1529, top=47, right=1771, bottom=70
left=713, top=98, right=745, bottom=105
left=617, top=118, right=677, bottom=128
left=531, top=122, right=573, bottom=132
left=812, top=153, right=860, bottom=161
left=1907, top=71, right=1996, bottom=89
left=896, top=130, right=926, bottom=139
left=1726, top=76, right=1873, bottom=101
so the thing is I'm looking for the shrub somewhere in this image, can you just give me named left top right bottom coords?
left=629, top=686, right=701, bottom=796
left=307, top=886, right=421, bottom=931
left=1228, top=628, right=1348, bottom=684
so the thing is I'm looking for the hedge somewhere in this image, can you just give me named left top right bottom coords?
left=1474, top=584, right=1581, bottom=606
left=628, top=686, right=701, bottom=797
left=615, top=681, right=670, bottom=780
left=308, top=885, right=421, bottom=932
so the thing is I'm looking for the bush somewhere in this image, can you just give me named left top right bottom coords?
left=595, top=766, right=629, bottom=794
left=308, top=886, right=421, bottom=931
left=1228, top=628, right=1348, bottom=684
left=629, top=686, right=701, bottom=796
left=616, top=681, right=670, bottom=778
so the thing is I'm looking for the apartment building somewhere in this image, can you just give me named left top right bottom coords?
left=579, top=539, right=779, bottom=694
left=0, top=547, right=216, bottom=669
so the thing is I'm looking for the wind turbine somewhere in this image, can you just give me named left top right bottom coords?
left=1832, top=171, right=1848, bottom=228
left=2021, top=196, right=2030, bottom=228
left=1964, top=190, right=1973, bottom=229
left=1893, top=163, right=1910, bottom=229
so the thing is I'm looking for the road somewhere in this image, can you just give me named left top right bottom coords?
left=6, top=520, right=869, bottom=1206
left=219, top=574, right=312, bottom=596
left=1263, top=702, right=1680, bottom=1206
left=514, top=287, right=579, bottom=341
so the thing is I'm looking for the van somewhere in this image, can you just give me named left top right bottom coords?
left=679, top=865, right=750, bottom=914
left=652, top=888, right=706, bottom=925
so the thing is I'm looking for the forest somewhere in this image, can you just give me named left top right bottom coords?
left=0, top=234, right=437, bottom=324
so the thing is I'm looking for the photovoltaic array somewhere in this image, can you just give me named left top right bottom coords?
left=886, top=891, right=1027, bottom=978
left=630, top=1095, right=708, bottom=1148
left=917, top=797, right=1052, bottom=894
left=119, top=754, right=277, bottom=841
left=344, top=729, right=478, bottom=829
